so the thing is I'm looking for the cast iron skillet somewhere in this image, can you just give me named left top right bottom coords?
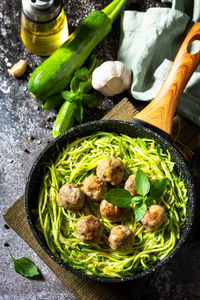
left=25, top=23, right=200, bottom=283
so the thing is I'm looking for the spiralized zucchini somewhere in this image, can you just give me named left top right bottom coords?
left=35, top=132, right=188, bottom=278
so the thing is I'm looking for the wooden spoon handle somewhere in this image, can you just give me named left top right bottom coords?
left=134, top=22, right=200, bottom=135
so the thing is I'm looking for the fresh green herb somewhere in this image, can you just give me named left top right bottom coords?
left=135, top=168, right=150, bottom=196
left=131, top=196, right=143, bottom=204
left=42, top=94, right=63, bottom=110
left=9, top=253, right=40, bottom=278
left=73, top=102, right=83, bottom=123
left=75, top=67, right=89, bottom=81
left=61, top=91, right=76, bottom=102
left=103, top=168, right=169, bottom=222
left=102, top=188, right=134, bottom=207
left=134, top=202, right=147, bottom=222
left=149, top=178, right=169, bottom=200
left=52, top=55, right=100, bottom=138
left=82, top=94, right=100, bottom=108
left=70, top=76, right=82, bottom=93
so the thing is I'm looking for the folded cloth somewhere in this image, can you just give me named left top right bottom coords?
left=118, top=0, right=200, bottom=126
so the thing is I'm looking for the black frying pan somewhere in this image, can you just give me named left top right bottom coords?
left=25, top=22, right=200, bottom=283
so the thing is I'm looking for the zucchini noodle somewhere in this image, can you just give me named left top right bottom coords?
left=35, top=132, right=188, bottom=278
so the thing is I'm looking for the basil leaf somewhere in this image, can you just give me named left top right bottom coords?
left=131, top=196, right=143, bottom=204
left=134, top=202, right=147, bottom=222
left=42, top=95, right=63, bottom=110
left=75, top=67, right=89, bottom=81
left=73, top=103, right=83, bottom=123
left=73, top=92, right=83, bottom=102
left=70, top=77, right=82, bottom=92
left=145, top=197, right=155, bottom=206
left=87, top=55, right=100, bottom=75
left=102, top=188, right=133, bottom=208
left=61, top=91, right=75, bottom=102
left=135, top=168, right=150, bottom=196
left=82, top=94, right=100, bottom=108
left=9, top=253, right=40, bottom=278
left=150, top=178, right=170, bottom=200
left=77, top=82, right=85, bottom=93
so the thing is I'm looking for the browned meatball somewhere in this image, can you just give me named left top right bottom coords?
left=76, top=215, right=102, bottom=243
left=141, top=205, right=167, bottom=231
left=58, top=183, right=85, bottom=210
left=96, top=157, right=124, bottom=186
left=108, top=225, right=134, bottom=251
left=100, top=199, right=126, bottom=221
left=124, top=174, right=136, bottom=196
left=81, top=175, right=107, bottom=202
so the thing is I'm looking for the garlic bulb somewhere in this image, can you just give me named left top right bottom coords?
left=92, top=61, right=132, bottom=97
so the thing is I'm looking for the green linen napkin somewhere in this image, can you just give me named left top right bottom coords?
left=118, top=0, right=200, bottom=126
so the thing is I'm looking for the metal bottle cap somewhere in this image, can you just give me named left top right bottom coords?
left=22, top=0, right=62, bottom=23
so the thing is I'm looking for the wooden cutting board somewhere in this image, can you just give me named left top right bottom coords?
left=3, top=98, right=197, bottom=300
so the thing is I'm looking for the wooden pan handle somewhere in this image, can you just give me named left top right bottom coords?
left=134, top=22, right=200, bottom=135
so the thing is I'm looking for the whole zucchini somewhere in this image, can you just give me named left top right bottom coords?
left=28, top=0, right=127, bottom=100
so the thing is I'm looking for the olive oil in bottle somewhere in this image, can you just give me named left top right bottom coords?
left=21, top=0, right=69, bottom=56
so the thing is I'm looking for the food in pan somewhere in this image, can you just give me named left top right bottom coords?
left=100, top=199, right=126, bottom=221
left=58, top=183, right=86, bottom=211
left=96, top=156, right=124, bottom=186
left=76, top=215, right=102, bottom=243
left=35, top=132, right=188, bottom=278
left=108, top=225, right=135, bottom=251
left=141, top=204, right=167, bottom=232
left=81, top=175, right=107, bottom=202
left=124, top=174, right=137, bottom=196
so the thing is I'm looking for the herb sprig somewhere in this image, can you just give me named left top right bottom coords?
left=60, top=65, right=100, bottom=123
left=42, top=55, right=100, bottom=137
left=102, top=168, right=169, bottom=222
left=9, top=253, right=40, bottom=278
left=43, top=55, right=100, bottom=113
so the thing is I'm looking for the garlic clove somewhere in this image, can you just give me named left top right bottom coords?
left=92, top=61, right=132, bottom=97
left=8, top=60, right=27, bottom=77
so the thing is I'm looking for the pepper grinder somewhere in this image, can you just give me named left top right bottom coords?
left=21, top=0, right=69, bottom=56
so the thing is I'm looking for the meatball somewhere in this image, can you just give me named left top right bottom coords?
left=76, top=215, right=102, bottom=243
left=96, top=157, right=124, bottom=186
left=108, top=225, right=134, bottom=251
left=141, top=205, right=167, bottom=231
left=58, top=183, right=85, bottom=210
left=81, top=175, right=107, bottom=202
left=100, top=199, right=126, bottom=221
left=124, top=174, right=136, bottom=196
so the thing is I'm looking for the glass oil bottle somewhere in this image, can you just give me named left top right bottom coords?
left=21, top=0, right=69, bottom=56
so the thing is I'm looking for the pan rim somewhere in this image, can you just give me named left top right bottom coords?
left=24, top=119, right=196, bottom=283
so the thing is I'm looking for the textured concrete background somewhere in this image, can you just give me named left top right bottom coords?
left=0, top=1, right=200, bottom=299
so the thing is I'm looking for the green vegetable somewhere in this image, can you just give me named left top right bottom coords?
left=28, top=0, right=127, bottom=100
left=52, top=55, right=100, bottom=138
left=9, top=253, right=40, bottom=278
left=103, top=168, right=170, bottom=222
left=52, top=101, right=75, bottom=137
left=42, top=94, right=63, bottom=110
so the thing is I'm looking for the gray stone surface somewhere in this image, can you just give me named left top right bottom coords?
left=0, top=1, right=200, bottom=300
